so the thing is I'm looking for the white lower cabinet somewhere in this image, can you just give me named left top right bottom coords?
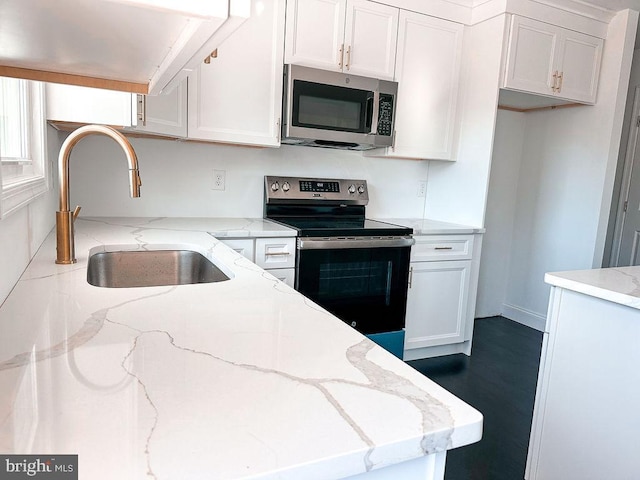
left=218, top=238, right=255, bottom=261
left=404, top=234, right=477, bottom=360
left=219, top=237, right=295, bottom=288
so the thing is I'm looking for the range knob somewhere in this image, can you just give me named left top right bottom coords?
left=282, top=181, right=290, bottom=192
left=271, top=181, right=280, bottom=192
left=348, top=184, right=356, bottom=194
left=358, top=184, right=365, bottom=194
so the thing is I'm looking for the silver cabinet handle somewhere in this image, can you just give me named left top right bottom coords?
left=557, top=71, right=563, bottom=92
left=434, top=246, right=453, bottom=250
left=265, top=251, right=291, bottom=256
left=338, top=43, right=344, bottom=69
left=345, top=45, right=351, bottom=70
left=408, top=266, right=413, bottom=289
left=137, top=94, right=146, bottom=126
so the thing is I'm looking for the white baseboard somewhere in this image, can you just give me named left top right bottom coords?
left=501, top=303, right=546, bottom=332
left=403, top=341, right=471, bottom=361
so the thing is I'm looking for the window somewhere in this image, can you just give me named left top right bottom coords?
left=0, top=77, right=49, bottom=217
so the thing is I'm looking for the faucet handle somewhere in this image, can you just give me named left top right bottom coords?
left=73, top=205, right=81, bottom=221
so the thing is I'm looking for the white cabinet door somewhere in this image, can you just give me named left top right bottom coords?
left=46, top=82, right=187, bottom=137
left=285, top=0, right=347, bottom=72
left=188, top=0, right=286, bottom=147
left=503, top=16, right=559, bottom=97
left=555, top=29, right=602, bottom=104
left=46, top=84, right=133, bottom=127
left=131, top=80, right=187, bottom=137
left=367, top=11, right=463, bottom=161
left=343, top=0, right=398, bottom=80
left=405, top=260, right=471, bottom=349
left=503, top=16, right=602, bottom=104
left=285, top=0, right=397, bottom=80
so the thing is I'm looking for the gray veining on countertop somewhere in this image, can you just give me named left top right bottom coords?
left=0, top=217, right=481, bottom=479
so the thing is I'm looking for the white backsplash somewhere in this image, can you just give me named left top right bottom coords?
left=67, top=135, right=429, bottom=219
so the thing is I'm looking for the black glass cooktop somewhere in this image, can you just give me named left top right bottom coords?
left=269, top=217, right=412, bottom=237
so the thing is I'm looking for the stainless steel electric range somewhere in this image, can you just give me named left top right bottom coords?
left=264, top=175, right=414, bottom=358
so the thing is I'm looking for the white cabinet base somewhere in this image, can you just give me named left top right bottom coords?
left=526, top=287, right=640, bottom=479
left=403, top=341, right=472, bottom=361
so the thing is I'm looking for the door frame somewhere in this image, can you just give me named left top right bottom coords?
left=610, top=86, right=640, bottom=266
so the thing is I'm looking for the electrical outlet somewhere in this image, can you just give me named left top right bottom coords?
left=213, top=169, right=225, bottom=191
left=417, top=181, right=427, bottom=197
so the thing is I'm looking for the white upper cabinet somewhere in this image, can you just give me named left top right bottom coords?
left=343, top=1, right=399, bottom=79
left=366, top=11, right=463, bottom=161
left=46, top=84, right=134, bottom=127
left=131, top=82, right=188, bottom=137
left=285, top=0, right=399, bottom=80
left=46, top=81, right=188, bottom=138
left=285, top=0, right=347, bottom=72
left=0, top=0, right=250, bottom=95
left=187, top=0, right=286, bottom=147
left=503, top=16, right=603, bottom=104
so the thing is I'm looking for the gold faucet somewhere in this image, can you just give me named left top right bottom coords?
left=55, top=125, right=142, bottom=264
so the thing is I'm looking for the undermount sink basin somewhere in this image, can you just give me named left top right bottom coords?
left=87, top=249, right=230, bottom=288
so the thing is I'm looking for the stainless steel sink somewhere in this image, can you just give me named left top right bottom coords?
left=87, top=249, right=230, bottom=288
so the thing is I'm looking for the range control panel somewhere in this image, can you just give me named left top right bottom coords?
left=265, top=176, right=369, bottom=205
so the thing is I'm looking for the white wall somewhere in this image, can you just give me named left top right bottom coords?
left=475, top=110, right=524, bottom=317
left=0, top=127, right=59, bottom=306
left=66, top=137, right=429, bottom=219
left=478, top=10, right=638, bottom=329
left=605, top=47, right=640, bottom=266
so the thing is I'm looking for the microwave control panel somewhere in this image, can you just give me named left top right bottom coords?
left=377, top=94, right=394, bottom=137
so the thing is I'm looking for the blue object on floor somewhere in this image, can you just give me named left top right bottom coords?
left=366, top=330, right=405, bottom=359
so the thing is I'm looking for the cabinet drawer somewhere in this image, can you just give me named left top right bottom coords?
left=411, top=235, right=473, bottom=262
left=255, top=238, right=296, bottom=269
left=219, top=239, right=255, bottom=261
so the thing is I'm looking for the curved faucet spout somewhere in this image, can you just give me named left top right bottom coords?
left=56, top=125, right=142, bottom=264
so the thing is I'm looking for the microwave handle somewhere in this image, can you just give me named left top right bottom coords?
left=369, top=90, right=380, bottom=135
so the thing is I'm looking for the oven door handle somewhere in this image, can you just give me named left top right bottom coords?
left=298, top=236, right=415, bottom=250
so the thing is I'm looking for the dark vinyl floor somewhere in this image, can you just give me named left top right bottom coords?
left=408, top=316, right=544, bottom=480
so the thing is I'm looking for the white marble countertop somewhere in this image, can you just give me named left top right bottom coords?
left=374, top=218, right=485, bottom=235
left=133, top=217, right=298, bottom=238
left=0, top=217, right=482, bottom=479
left=546, top=266, right=640, bottom=310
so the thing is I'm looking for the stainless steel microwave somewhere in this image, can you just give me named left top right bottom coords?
left=281, top=65, right=398, bottom=150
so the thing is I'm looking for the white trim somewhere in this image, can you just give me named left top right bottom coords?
left=0, top=81, right=49, bottom=218
left=610, top=86, right=640, bottom=267
left=502, top=302, right=546, bottom=331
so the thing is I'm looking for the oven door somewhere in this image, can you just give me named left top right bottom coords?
left=296, top=237, right=412, bottom=335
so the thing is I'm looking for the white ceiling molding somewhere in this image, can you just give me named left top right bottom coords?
left=530, top=0, right=617, bottom=22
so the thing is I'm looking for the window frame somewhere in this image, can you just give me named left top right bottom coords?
left=0, top=79, right=50, bottom=218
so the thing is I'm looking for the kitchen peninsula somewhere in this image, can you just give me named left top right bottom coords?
left=526, top=266, right=640, bottom=479
left=0, top=218, right=482, bottom=480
